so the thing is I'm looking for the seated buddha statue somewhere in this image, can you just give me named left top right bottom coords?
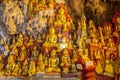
left=36, top=34, right=43, bottom=44
left=43, top=27, right=58, bottom=47
left=88, top=19, right=97, bottom=38
left=31, top=46, right=39, bottom=58
left=12, top=63, right=20, bottom=76
left=6, top=55, right=15, bottom=76
left=37, top=54, right=45, bottom=73
left=81, top=49, right=90, bottom=62
left=46, top=50, right=60, bottom=73
left=26, top=35, right=34, bottom=47
left=54, top=7, right=66, bottom=29
left=16, top=33, right=24, bottom=47
left=22, top=59, right=28, bottom=76
left=17, top=46, right=26, bottom=62
left=48, top=16, right=54, bottom=27
left=61, top=49, right=71, bottom=73
left=95, top=61, right=103, bottom=74
left=28, top=60, right=36, bottom=77
left=57, top=37, right=68, bottom=52
left=103, top=22, right=112, bottom=40
left=104, top=59, right=114, bottom=76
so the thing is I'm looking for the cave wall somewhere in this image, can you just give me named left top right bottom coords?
left=65, top=0, right=120, bottom=27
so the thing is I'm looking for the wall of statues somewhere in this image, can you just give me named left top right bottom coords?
left=0, top=0, right=120, bottom=80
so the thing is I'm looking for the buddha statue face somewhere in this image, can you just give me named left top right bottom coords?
left=49, top=27, right=55, bottom=34
left=51, top=50, right=56, bottom=58
left=19, top=33, right=23, bottom=38
left=58, top=7, right=65, bottom=15
left=63, top=49, right=69, bottom=56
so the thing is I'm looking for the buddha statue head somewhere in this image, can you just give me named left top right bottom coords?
left=63, top=49, right=69, bottom=56
left=51, top=50, right=56, bottom=58
left=19, top=33, right=23, bottom=38
left=49, top=27, right=55, bottom=34
left=58, top=7, right=65, bottom=15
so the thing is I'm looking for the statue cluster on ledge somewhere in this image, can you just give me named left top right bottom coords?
left=0, top=0, right=120, bottom=80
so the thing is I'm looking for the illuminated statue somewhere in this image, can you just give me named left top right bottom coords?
left=43, top=27, right=58, bottom=47
left=61, top=49, right=71, bottom=73
left=28, top=60, right=36, bottom=77
left=46, top=50, right=60, bottom=72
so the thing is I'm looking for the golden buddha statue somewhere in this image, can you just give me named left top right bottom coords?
left=71, top=60, right=77, bottom=73
left=27, top=35, right=34, bottom=47
left=36, top=34, right=42, bottom=43
left=16, top=33, right=24, bottom=47
left=43, top=27, right=58, bottom=47
left=72, top=50, right=78, bottom=63
left=81, top=49, right=90, bottom=62
left=22, top=59, right=28, bottom=76
left=48, top=16, right=54, bottom=27
left=46, top=50, right=60, bottom=73
left=28, top=60, right=36, bottom=77
left=57, top=7, right=66, bottom=22
left=61, top=49, right=71, bottom=73
left=57, top=37, right=68, bottom=52
left=18, top=46, right=26, bottom=62
left=10, top=45, right=18, bottom=61
left=37, top=54, right=45, bottom=73
left=31, top=46, right=39, bottom=58
left=104, top=59, right=114, bottom=76
left=88, top=19, right=97, bottom=37
left=95, top=61, right=103, bottom=74
left=54, top=7, right=66, bottom=28
left=12, top=63, right=19, bottom=76
left=103, top=23, right=112, bottom=39
left=6, top=55, right=15, bottom=76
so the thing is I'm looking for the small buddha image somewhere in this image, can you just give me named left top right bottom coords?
left=31, top=46, right=39, bottom=58
left=103, top=22, right=112, bottom=39
left=28, top=60, right=36, bottom=77
left=95, top=61, right=103, bottom=74
left=104, top=59, right=114, bottom=76
left=46, top=50, right=60, bottom=73
left=16, top=33, right=24, bottom=47
left=37, top=54, right=45, bottom=73
left=61, top=49, right=71, bottom=73
left=71, top=60, right=77, bottom=73
left=22, top=59, right=28, bottom=76
left=6, top=55, right=15, bottom=76
left=43, top=27, right=58, bottom=47
left=57, top=37, right=68, bottom=52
